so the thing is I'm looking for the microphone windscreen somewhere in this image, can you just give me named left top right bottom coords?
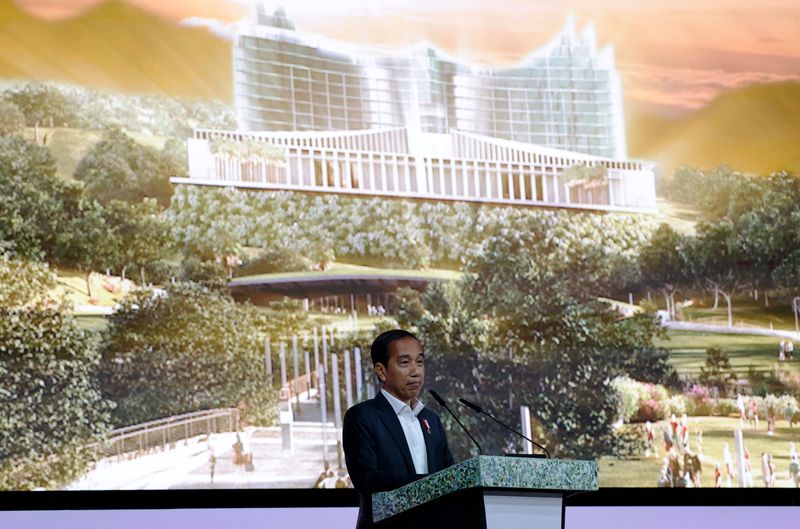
left=428, top=389, right=446, bottom=406
left=459, top=398, right=483, bottom=413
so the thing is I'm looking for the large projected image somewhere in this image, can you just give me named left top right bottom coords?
left=1, top=0, right=799, bottom=491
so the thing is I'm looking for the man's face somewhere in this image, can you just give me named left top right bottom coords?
left=376, top=337, right=425, bottom=405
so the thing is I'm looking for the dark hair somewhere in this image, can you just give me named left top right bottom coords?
left=370, top=329, right=419, bottom=367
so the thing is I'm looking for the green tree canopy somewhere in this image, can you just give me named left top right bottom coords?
left=405, top=227, right=672, bottom=459
left=0, top=100, right=25, bottom=137
left=0, top=136, right=79, bottom=260
left=0, top=256, right=111, bottom=490
left=99, top=282, right=277, bottom=427
left=4, top=84, right=79, bottom=127
left=53, top=199, right=124, bottom=298
left=639, top=223, right=691, bottom=319
left=74, top=127, right=176, bottom=207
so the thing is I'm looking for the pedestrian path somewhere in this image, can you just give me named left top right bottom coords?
left=665, top=320, right=799, bottom=339
left=67, top=393, right=345, bottom=490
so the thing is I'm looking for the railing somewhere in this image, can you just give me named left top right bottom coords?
left=95, top=408, right=240, bottom=460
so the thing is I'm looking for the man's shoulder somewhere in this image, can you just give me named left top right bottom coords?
left=419, top=406, right=442, bottom=419
left=344, top=397, right=383, bottom=421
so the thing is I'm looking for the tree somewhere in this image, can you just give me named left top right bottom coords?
left=0, top=100, right=25, bottom=137
left=405, top=227, right=672, bottom=459
left=74, top=127, right=176, bottom=207
left=53, top=200, right=123, bottom=299
left=0, top=256, right=111, bottom=490
left=639, top=224, right=691, bottom=319
left=688, top=221, right=750, bottom=327
left=0, top=136, right=79, bottom=260
left=773, top=248, right=800, bottom=337
left=99, top=282, right=277, bottom=427
left=102, top=199, right=171, bottom=283
left=5, top=83, right=78, bottom=128
left=733, top=210, right=785, bottom=306
left=698, top=347, right=737, bottom=395
left=665, top=166, right=756, bottom=220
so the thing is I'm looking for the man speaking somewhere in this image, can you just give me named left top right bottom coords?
left=343, top=329, right=454, bottom=529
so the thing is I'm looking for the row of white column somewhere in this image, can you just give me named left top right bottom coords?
left=265, top=326, right=375, bottom=468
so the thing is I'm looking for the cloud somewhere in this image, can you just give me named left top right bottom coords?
left=179, top=16, right=238, bottom=41
left=620, top=63, right=800, bottom=110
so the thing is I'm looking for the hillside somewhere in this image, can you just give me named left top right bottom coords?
left=629, top=82, right=800, bottom=178
left=21, top=127, right=169, bottom=179
left=0, top=0, right=233, bottom=101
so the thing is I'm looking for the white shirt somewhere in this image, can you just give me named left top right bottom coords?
left=381, top=389, right=428, bottom=474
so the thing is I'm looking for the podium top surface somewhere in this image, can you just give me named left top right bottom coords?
left=372, top=455, right=598, bottom=522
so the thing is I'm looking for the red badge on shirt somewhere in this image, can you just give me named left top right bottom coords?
left=422, top=419, right=431, bottom=434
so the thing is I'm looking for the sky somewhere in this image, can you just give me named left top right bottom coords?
left=14, top=0, right=800, bottom=116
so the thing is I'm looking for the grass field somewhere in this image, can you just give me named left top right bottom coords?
left=657, top=330, right=795, bottom=376
left=599, top=415, right=800, bottom=488
left=680, top=294, right=798, bottom=330
left=232, top=262, right=463, bottom=283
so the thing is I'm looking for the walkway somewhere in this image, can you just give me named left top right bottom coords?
left=68, top=393, right=341, bottom=490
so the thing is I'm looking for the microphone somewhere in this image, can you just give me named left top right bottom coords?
left=459, top=398, right=550, bottom=458
left=429, top=389, right=483, bottom=455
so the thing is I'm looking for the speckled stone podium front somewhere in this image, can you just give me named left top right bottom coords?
left=372, top=456, right=597, bottom=523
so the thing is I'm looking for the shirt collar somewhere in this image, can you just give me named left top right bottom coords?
left=381, top=388, right=424, bottom=417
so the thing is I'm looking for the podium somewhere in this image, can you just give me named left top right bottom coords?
left=372, top=456, right=597, bottom=529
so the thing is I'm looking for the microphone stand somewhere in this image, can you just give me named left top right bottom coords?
left=459, top=398, right=550, bottom=458
left=429, top=389, right=483, bottom=455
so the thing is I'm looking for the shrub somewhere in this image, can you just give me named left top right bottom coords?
left=611, top=376, right=641, bottom=423
left=130, top=260, right=183, bottom=286
left=684, top=384, right=715, bottom=416
left=635, top=399, right=664, bottom=422
left=663, top=394, right=687, bottom=417
left=715, top=399, right=738, bottom=417
left=238, top=248, right=311, bottom=276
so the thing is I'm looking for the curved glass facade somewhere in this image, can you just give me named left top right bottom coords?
left=234, top=10, right=627, bottom=159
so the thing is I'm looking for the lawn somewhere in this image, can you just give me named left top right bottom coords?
left=599, top=415, right=800, bottom=488
left=54, top=270, right=132, bottom=310
left=681, top=296, right=798, bottom=333
left=657, top=330, right=793, bottom=376
left=232, top=262, right=463, bottom=284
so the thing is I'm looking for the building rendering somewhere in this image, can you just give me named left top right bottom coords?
left=173, top=6, right=657, bottom=213
left=234, top=6, right=626, bottom=159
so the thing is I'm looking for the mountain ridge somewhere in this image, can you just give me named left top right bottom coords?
left=628, top=81, right=800, bottom=177
left=0, top=0, right=233, bottom=101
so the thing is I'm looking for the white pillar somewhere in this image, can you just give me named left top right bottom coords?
left=734, top=429, right=747, bottom=488
left=292, top=335, right=300, bottom=404
left=313, top=326, right=320, bottom=387
left=332, top=353, right=344, bottom=469
left=354, top=346, right=363, bottom=402
left=344, top=349, right=354, bottom=409
left=318, top=364, right=328, bottom=465
left=520, top=405, right=533, bottom=455
left=322, top=325, right=329, bottom=372
left=304, top=350, right=311, bottom=398
left=332, top=353, right=342, bottom=429
left=264, top=337, right=272, bottom=379
left=279, top=342, right=287, bottom=387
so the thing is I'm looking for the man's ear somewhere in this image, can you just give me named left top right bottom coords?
left=374, top=363, right=387, bottom=382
